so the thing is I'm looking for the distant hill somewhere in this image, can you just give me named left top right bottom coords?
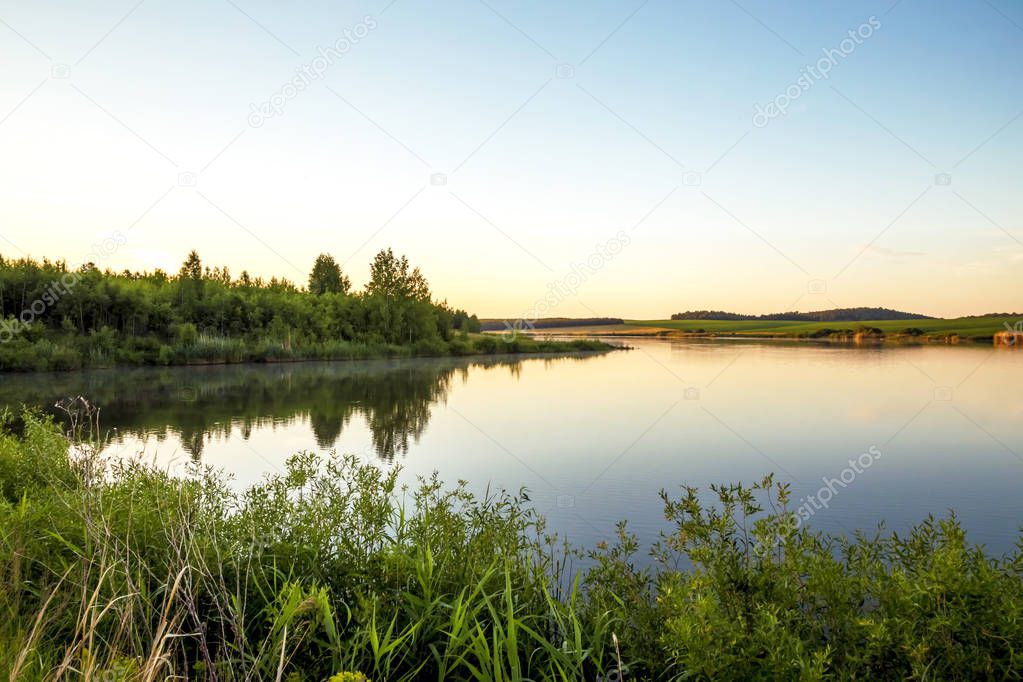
left=479, top=317, right=624, bottom=331
left=962, top=312, right=1022, bottom=318
left=669, top=307, right=933, bottom=322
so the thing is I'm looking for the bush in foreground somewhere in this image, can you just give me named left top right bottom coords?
left=1, top=408, right=1021, bottom=680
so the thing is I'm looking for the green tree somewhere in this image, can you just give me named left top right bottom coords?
left=365, top=249, right=437, bottom=343
left=365, top=248, right=430, bottom=302
left=177, top=250, right=205, bottom=311
left=179, top=250, right=203, bottom=280
left=0, top=248, right=481, bottom=369
left=308, top=254, right=350, bottom=295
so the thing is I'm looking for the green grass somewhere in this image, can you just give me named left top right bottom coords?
left=626, top=316, right=1018, bottom=341
left=3, top=406, right=1023, bottom=680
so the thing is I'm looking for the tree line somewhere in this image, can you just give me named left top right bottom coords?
left=478, top=317, right=623, bottom=331
left=670, top=306, right=932, bottom=322
left=0, top=249, right=482, bottom=370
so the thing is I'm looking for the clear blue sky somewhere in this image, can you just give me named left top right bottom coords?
left=1, top=0, right=1020, bottom=317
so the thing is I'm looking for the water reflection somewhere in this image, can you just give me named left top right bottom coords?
left=0, top=355, right=593, bottom=461
left=1, top=341, right=1021, bottom=556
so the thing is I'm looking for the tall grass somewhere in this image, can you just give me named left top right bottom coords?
left=2, top=403, right=1022, bottom=679
left=0, top=332, right=616, bottom=372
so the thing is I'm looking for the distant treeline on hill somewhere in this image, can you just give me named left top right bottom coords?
left=965, top=312, right=1022, bottom=318
left=479, top=317, right=624, bottom=331
left=670, top=307, right=933, bottom=322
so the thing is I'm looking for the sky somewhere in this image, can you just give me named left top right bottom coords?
left=1, top=0, right=1021, bottom=319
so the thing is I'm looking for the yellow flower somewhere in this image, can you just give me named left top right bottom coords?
left=328, top=673, right=370, bottom=682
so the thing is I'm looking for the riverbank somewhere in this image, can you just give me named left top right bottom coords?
left=507, top=316, right=1020, bottom=345
left=0, top=333, right=618, bottom=373
left=2, top=412, right=1021, bottom=680
left=5, top=250, right=622, bottom=373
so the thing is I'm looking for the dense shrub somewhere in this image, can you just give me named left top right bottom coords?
left=2, top=413, right=1018, bottom=680
left=0, top=251, right=491, bottom=371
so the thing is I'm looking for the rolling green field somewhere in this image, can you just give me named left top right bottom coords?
left=624, top=316, right=1019, bottom=341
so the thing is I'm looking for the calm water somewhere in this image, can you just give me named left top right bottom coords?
left=3, top=339, right=1022, bottom=555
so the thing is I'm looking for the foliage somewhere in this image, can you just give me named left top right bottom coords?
left=309, top=254, right=351, bottom=296
left=3, top=417, right=1019, bottom=680
left=668, top=307, right=934, bottom=322
left=478, top=317, right=624, bottom=331
left=0, top=251, right=611, bottom=371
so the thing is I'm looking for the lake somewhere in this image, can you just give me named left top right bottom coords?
left=3, top=338, right=1021, bottom=556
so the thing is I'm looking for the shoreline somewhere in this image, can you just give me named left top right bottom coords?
left=497, top=319, right=1020, bottom=346
left=4, top=418, right=1022, bottom=679
left=522, top=330, right=991, bottom=345
left=0, top=337, right=622, bottom=374
left=527, top=331, right=998, bottom=347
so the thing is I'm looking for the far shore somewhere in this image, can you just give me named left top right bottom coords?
left=493, top=317, right=1021, bottom=346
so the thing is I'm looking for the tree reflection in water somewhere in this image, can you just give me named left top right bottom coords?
left=0, top=355, right=593, bottom=462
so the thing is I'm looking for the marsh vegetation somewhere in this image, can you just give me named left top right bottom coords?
left=2, top=405, right=1022, bottom=680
